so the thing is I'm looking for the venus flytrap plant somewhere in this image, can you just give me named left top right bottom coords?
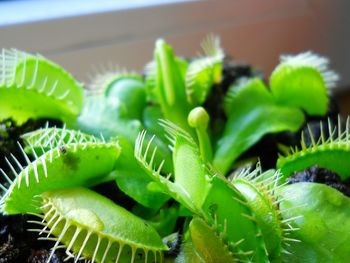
left=186, top=217, right=237, bottom=263
left=214, top=77, right=305, bottom=174
left=277, top=183, right=350, bottom=263
left=80, top=69, right=173, bottom=170
left=72, top=69, right=175, bottom=209
left=185, top=35, right=224, bottom=106
left=31, top=188, right=168, bottom=263
left=199, top=174, right=269, bottom=262
left=146, top=36, right=224, bottom=134
left=21, top=125, right=102, bottom=155
left=213, top=52, right=338, bottom=174
left=277, top=116, right=350, bottom=181
left=112, top=137, right=170, bottom=210
left=270, top=117, right=350, bottom=261
left=135, top=121, right=269, bottom=262
left=135, top=128, right=202, bottom=214
left=187, top=107, right=213, bottom=162
left=152, top=40, right=193, bottom=134
left=103, top=75, right=146, bottom=120
left=0, top=36, right=348, bottom=263
left=22, top=126, right=171, bottom=210
left=76, top=88, right=143, bottom=141
left=270, top=52, right=339, bottom=115
left=0, top=49, right=84, bottom=124
left=88, top=70, right=146, bottom=120
left=75, top=69, right=146, bottom=141
left=231, top=167, right=301, bottom=260
left=0, top=129, right=121, bottom=214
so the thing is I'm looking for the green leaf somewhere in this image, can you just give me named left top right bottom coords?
left=189, top=217, right=236, bottom=263
left=114, top=138, right=170, bottom=209
left=161, top=120, right=211, bottom=209
left=146, top=207, right=179, bottom=237
left=185, top=35, right=224, bottom=106
left=201, top=175, right=269, bottom=263
left=154, top=39, right=192, bottom=134
left=0, top=138, right=121, bottom=214
left=22, top=127, right=170, bottom=210
left=277, top=118, right=350, bottom=181
left=21, top=126, right=101, bottom=156
left=232, top=168, right=293, bottom=260
left=176, top=236, right=206, bottom=263
left=135, top=130, right=200, bottom=213
left=142, top=105, right=167, bottom=142
left=37, top=188, right=167, bottom=262
left=74, top=95, right=142, bottom=141
left=278, top=183, right=350, bottom=263
left=0, top=49, right=84, bottom=124
left=104, top=76, right=146, bottom=120
left=144, top=57, right=188, bottom=104
left=214, top=78, right=305, bottom=174
left=270, top=52, right=338, bottom=115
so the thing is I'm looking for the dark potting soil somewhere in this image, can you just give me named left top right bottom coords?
left=288, top=166, right=350, bottom=197
left=0, top=214, right=68, bottom=263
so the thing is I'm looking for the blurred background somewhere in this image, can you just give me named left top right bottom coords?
left=0, top=0, right=349, bottom=111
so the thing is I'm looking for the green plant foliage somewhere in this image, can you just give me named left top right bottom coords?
left=202, top=175, right=269, bottom=262
left=277, top=117, right=350, bottom=181
left=175, top=238, right=206, bottom=263
left=142, top=105, right=167, bottom=142
left=0, top=49, right=84, bottom=124
left=113, top=137, right=170, bottom=209
left=162, top=120, right=211, bottom=208
left=104, top=75, right=146, bottom=120
left=153, top=40, right=192, bottom=134
left=135, top=128, right=204, bottom=214
left=214, top=77, right=305, bottom=174
left=0, top=36, right=345, bottom=263
left=21, top=125, right=101, bottom=155
left=270, top=52, right=338, bottom=115
left=22, top=126, right=172, bottom=210
left=144, top=206, right=179, bottom=237
left=188, top=217, right=236, bottom=263
left=232, top=167, right=301, bottom=260
left=278, top=183, right=350, bottom=263
left=188, top=107, right=213, bottom=162
left=0, top=132, right=121, bottom=214
left=136, top=122, right=268, bottom=262
left=76, top=92, right=143, bottom=141
left=186, top=35, right=224, bottom=106
left=31, top=188, right=167, bottom=262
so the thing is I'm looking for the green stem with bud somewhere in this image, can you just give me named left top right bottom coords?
left=188, top=107, right=213, bottom=162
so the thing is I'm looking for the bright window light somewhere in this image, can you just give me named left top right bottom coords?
left=0, top=0, right=193, bottom=26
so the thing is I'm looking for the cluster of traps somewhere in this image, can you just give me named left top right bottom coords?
left=0, top=35, right=349, bottom=263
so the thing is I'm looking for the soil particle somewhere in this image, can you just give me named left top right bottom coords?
left=0, top=235, right=20, bottom=262
left=28, top=249, right=65, bottom=263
